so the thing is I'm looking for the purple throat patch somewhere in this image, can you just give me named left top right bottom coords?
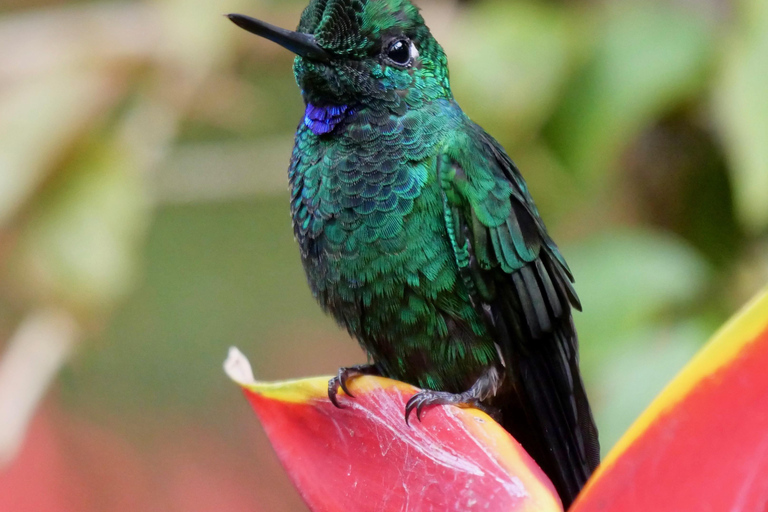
left=304, top=103, right=351, bottom=135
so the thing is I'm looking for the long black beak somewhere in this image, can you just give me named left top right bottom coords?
left=227, top=13, right=331, bottom=62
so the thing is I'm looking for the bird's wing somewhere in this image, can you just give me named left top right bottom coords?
left=438, top=123, right=580, bottom=339
left=439, top=122, right=599, bottom=506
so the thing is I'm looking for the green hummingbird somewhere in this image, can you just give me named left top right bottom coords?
left=229, top=0, right=599, bottom=505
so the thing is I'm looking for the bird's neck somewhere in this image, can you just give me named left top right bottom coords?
left=302, top=95, right=452, bottom=137
left=303, top=102, right=353, bottom=136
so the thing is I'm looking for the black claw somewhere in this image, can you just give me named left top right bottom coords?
left=329, top=394, right=343, bottom=408
left=327, top=364, right=379, bottom=409
left=403, top=387, right=491, bottom=426
left=404, top=393, right=433, bottom=425
left=417, top=399, right=427, bottom=421
left=328, top=377, right=346, bottom=409
left=404, top=396, right=418, bottom=425
left=338, top=371, right=355, bottom=399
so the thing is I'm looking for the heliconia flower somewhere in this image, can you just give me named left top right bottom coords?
left=224, top=348, right=563, bottom=512
left=572, top=287, right=768, bottom=511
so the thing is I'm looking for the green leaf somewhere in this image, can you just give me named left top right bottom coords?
left=0, top=73, right=117, bottom=226
left=713, top=0, right=768, bottom=232
left=447, top=1, right=575, bottom=143
left=566, top=229, right=712, bottom=364
left=12, top=140, right=150, bottom=316
left=591, top=321, right=707, bottom=453
left=546, top=2, right=713, bottom=183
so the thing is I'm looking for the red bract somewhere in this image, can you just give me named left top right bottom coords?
left=228, top=288, right=768, bottom=512
left=572, top=288, right=768, bottom=511
left=225, top=349, right=563, bottom=512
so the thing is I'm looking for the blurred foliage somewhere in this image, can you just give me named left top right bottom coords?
left=0, top=0, right=767, bottom=509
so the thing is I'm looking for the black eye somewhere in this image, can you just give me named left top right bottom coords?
left=387, top=39, right=413, bottom=66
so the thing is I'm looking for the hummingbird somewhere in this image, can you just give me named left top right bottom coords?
left=228, top=0, right=599, bottom=506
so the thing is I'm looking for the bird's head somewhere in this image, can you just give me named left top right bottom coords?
left=228, top=0, right=451, bottom=109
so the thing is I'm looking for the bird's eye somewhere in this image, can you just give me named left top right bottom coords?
left=386, top=39, right=415, bottom=67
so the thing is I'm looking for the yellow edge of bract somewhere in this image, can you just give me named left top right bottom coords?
left=591, top=286, right=768, bottom=482
left=223, top=347, right=420, bottom=403
left=458, top=409, right=563, bottom=512
left=241, top=376, right=331, bottom=403
left=241, top=374, right=420, bottom=404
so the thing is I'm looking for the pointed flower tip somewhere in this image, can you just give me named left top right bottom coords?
left=224, top=347, right=256, bottom=386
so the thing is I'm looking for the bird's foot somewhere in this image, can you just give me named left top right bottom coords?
left=328, top=364, right=379, bottom=408
left=404, top=366, right=502, bottom=424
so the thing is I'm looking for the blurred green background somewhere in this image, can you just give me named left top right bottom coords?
left=1, top=0, right=767, bottom=509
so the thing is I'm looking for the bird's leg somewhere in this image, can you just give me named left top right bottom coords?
left=405, top=366, right=502, bottom=424
left=328, top=364, right=380, bottom=408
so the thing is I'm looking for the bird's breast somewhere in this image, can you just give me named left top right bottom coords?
left=287, top=101, right=465, bottom=323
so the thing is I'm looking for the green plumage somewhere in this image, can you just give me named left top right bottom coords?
left=292, top=98, right=502, bottom=392
left=231, top=0, right=599, bottom=506
left=291, top=0, right=496, bottom=392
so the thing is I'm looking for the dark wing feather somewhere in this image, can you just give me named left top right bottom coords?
left=440, top=124, right=599, bottom=507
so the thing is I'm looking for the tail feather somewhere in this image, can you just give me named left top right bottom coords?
left=499, top=323, right=600, bottom=508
